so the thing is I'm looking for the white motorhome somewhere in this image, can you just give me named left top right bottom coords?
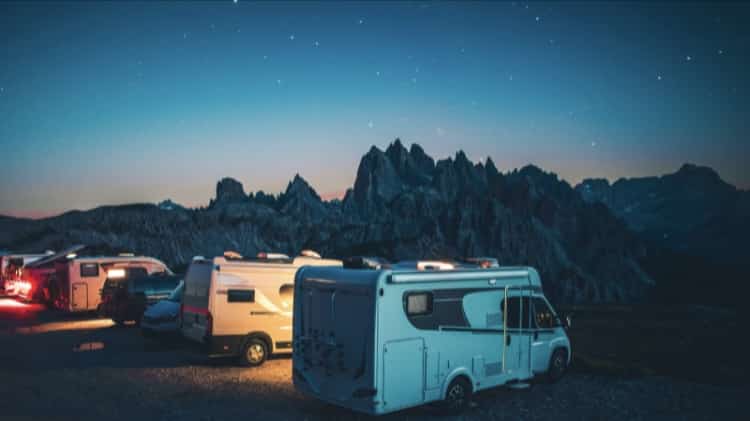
left=181, top=251, right=341, bottom=366
left=52, top=256, right=172, bottom=312
left=292, top=260, right=571, bottom=415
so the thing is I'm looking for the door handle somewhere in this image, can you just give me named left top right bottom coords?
left=506, top=335, right=511, bottom=346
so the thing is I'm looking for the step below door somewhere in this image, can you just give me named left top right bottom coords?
left=383, top=338, right=424, bottom=411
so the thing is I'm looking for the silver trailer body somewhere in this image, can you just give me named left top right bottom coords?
left=292, top=265, right=571, bottom=415
left=181, top=254, right=341, bottom=365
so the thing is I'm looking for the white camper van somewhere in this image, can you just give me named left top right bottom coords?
left=52, top=256, right=172, bottom=313
left=181, top=251, right=342, bottom=366
left=292, top=260, right=571, bottom=415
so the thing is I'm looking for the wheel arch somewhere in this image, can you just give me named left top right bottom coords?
left=441, top=368, right=475, bottom=398
left=243, top=331, right=273, bottom=354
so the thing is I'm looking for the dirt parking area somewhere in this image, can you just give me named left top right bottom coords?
left=0, top=298, right=745, bottom=421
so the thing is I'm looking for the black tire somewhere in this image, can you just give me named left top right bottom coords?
left=547, top=348, right=568, bottom=383
left=240, top=337, right=268, bottom=367
left=443, top=376, right=472, bottom=414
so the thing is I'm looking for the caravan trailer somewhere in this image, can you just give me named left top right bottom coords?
left=52, top=256, right=171, bottom=312
left=181, top=251, right=341, bottom=366
left=1, top=251, right=54, bottom=296
left=292, top=260, right=571, bottom=415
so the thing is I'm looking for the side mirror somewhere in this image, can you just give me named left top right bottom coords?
left=562, top=313, right=573, bottom=329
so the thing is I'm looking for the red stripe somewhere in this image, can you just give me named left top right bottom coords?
left=182, top=304, right=209, bottom=315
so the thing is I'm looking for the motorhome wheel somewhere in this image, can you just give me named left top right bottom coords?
left=241, top=338, right=268, bottom=367
left=443, top=377, right=472, bottom=414
left=548, top=348, right=568, bottom=382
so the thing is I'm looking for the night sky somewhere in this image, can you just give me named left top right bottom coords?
left=1, top=1, right=748, bottom=218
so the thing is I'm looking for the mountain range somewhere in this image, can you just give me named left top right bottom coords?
left=1, top=140, right=745, bottom=305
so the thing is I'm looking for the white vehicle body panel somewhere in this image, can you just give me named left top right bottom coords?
left=293, top=266, right=571, bottom=415
left=181, top=255, right=341, bottom=358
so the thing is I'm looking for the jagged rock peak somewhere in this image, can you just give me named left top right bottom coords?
left=353, top=144, right=402, bottom=205
left=409, top=143, right=435, bottom=173
left=485, top=156, right=499, bottom=176
left=214, top=177, right=247, bottom=204
left=283, top=173, right=322, bottom=202
left=674, top=163, right=721, bottom=182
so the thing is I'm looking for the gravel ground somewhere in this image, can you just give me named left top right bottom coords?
left=0, top=298, right=745, bottom=421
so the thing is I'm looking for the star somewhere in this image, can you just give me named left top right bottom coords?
left=509, top=74, right=513, bottom=81
left=276, top=79, right=282, bottom=85
left=358, top=18, right=364, bottom=25
left=233, top=0, right=238, bottom=3
left=460, top=48, right=465, bottom=54
left=367, top=121, right=374, bottom=129
left=686, top=55, right=692, bottom=61
left=411, top=77, right=417, bottom=84
left=415, top=67, right=420, bottom=73
left=535, top=16, right=540, bottom=22
left=718, top=49, right=723, bottom=55
left=313, top=41, right=320, bottom=47
left=591, top=141, right=597, bottom=147
left=375, top=71, right=381, bottom=77
left=263, top=55, right=268, bottom=60
left=289, top=34, right=295, bottom=41
left=657, top=74, right=662, bottom=81
left=183, top=32, right=188, bottom=39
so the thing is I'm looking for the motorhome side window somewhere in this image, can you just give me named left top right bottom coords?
left=406, top=292, right=433, bottom=316
left=501, top=296, right=532, bottom=329
left=80, top=263, right=99, bottom=277
left=532, top=297, right=559, bottom=329
left=227, top=289, right=254, bottom=303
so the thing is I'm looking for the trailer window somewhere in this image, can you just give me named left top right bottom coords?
left=406, top=292, right=433, bottom=316
left=227, top=289, right=254, bottom=303
left=80, top=263, right=99, bottom=277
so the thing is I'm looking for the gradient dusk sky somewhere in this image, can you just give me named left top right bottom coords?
left=1, top=1, right=748, bottom=218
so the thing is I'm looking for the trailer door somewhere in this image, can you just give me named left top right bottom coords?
left=383, top=338, right=424, bottom=411
left=72, top=283, right=87, bottom=310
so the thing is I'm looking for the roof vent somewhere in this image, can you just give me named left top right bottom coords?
left=257, top=252, right=291, bottom=260
left=463, top=257, right=499, bottom=268
left=223, top=250, right=243, bottom=260
left=300, top=249, right=321, bottom=259
left=343, top=256, right=391, bottom=270
left=417, top=261, right=455, bottom=271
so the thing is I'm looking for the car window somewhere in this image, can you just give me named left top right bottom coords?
left=532, top=297, right=559, bottom=329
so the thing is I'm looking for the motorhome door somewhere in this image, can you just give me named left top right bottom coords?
left=501, top=288, right=532, bottom=378
left=72, top=283, right=87, bottom=310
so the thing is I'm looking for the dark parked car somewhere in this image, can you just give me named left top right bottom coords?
left=99, top=271, right=182, bottom=326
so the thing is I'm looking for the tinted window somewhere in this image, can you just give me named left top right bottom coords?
left=80, top=263, right=99, bottom=277
left=227, top=289, right=254, bottom=303
left=406, top=292, right=433, bottom=316
left=532, top=297, right=559, bottom=329
left=501, top=296, right=532, bottom=329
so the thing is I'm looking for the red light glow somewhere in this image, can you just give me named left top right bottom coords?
left=0, top=298, right=29, bottom=308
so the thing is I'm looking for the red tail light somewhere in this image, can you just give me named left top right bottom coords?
left=206, top=311, right=213, bottom=338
